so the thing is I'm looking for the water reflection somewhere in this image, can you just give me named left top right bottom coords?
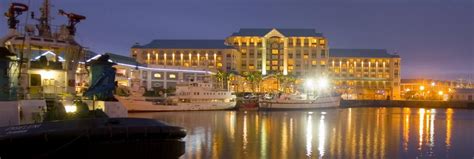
left=129, top=108, right=474, bottom=159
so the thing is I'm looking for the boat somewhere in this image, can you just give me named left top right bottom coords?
left=0, top=118, right=186, bottom=159
left=117, top=81, right=237, bottom=112
left=259, top=93, right=341, bottom=110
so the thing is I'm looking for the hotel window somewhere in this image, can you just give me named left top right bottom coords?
left=271, top=60, right=278, bottom=65
left=321, top=50, right=326, bottom=58
left=272, top=49, right=279, bottom=55
left=311, top=60, right=317, bottom=65
left=169, top=74, right=176, bottom=79
left=226, top=53, right=231, bottom=58
left=288, top=53, right=293, bottom=58
left=217, top=63, right=223, bottom=67
left=249, top=65, right=255, bottom=70
left=153, top=73, right=162, bottom=78
left=272, top=66, right=278, bottom=70
left=319, top=39, right=326, bottom=45
left=303, top=39, right=309, bottom=45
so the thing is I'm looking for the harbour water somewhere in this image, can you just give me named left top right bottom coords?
left=130, top=108, right=474, bottom=159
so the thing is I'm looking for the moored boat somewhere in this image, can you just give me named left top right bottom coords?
left=118, top=81, right=237, bottom=112
left=259, top=93, right=341, bottom=110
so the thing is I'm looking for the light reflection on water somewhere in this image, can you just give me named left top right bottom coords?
left=130, top=108, right=474, bottom=159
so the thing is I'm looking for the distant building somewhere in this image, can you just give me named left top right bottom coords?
left=329, top=49, right=401, bottom=100
left=400, top=79, right=474, bottom=100
left=451, top=88, right=474, bottom=101
left=77, top=53, right=212, bottom=94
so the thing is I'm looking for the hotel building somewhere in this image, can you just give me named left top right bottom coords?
left=129, top=28, right=402, bottom=99
left=329, top=49, right=401, bottom=100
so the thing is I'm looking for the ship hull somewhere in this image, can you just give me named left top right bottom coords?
left=259, top=96, right=341, bottom=110
left=118, top=97, right=236, bottom=112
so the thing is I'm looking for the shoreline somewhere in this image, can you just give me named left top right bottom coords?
left=340, top=100, right=474, bottom=109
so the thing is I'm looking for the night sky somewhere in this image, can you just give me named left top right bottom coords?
left=0, top=0, right=472, bottom=80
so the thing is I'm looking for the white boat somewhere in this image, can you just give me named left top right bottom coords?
left=259, top=93, right=341, bottom=110
left=117, top=82, right=237, bottom=112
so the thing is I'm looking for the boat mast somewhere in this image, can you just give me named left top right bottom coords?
left=33, top=0, right=52, bottom=38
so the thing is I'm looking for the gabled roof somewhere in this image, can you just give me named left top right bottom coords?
left=105, top=53, right=142, bottom=66
left=330, top=49, right=400, bottom=58
left=231, top=28, right=324, bottom=37
left=132, top=40, right=232, bottom=49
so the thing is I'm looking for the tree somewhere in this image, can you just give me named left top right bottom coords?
left=214, top=69, right=226, bottom=89
left=243, top=71, right=262, bottom=92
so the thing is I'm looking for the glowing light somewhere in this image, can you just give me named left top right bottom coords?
left=40, top=70, right=54, bottom=79
left=305, top=79, right=315, bottom=89
left=317, top=77, right=329, bottom=90
left=65, top=105, right=77, bottom=113
left=405, top=88, right=410, bottom=92
left=419, top=86, right=425, bottom=91
left=438, top=91, right=444, bottom=96
left=33, top=51, right=66, bottom=62
left=431, top=82, right=436, bottom=86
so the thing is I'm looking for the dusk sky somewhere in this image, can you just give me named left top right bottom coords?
left=0, top=0, right=472, bottom=80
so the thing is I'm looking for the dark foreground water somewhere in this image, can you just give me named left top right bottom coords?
left=130, top=108, right=474, bottom=159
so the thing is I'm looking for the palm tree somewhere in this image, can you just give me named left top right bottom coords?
left=275, top=72, right=285, bottom=92
left=214, top=70, right=226, bottom=89
left=283, top=75, right=297, bottom=93
left=243, top=71, right=262, bottom=92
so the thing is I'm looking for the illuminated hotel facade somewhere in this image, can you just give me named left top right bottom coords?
left=129, top=28, right=402, bottom=99
left=225, top=28, right=328, bottom=76
left=329, top=49, right=401, bottom=100
left=131, top=40, right=240, bottom=73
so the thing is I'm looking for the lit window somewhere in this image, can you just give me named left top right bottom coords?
left=320, top=61, right=326, bottom=65
left=217, top=63, right=223, bottom=67
left=319, top=39, right=326, bottom=45
left=272, top=49, right=279, bottom=54
left=272, top=60, right=278, bottom=65
left=249, top=66, right=255, bottom=70
left=312, top=60, right=317, bottom=65
left=169, top=74, right=176, bottom=79
left=153, top=73, right=161, bottom=78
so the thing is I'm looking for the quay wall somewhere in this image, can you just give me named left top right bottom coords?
left=341, top=100, right=474, bottom=109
